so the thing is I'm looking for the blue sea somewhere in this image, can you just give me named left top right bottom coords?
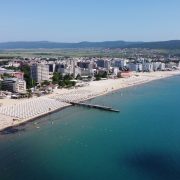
left=0, top=76, right=180, bottom=180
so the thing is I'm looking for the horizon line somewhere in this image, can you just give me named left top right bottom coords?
left=0, top=39, right=180, bottom=44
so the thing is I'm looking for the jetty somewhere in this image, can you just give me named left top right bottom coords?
left=70, top=102, right=120, bottom=112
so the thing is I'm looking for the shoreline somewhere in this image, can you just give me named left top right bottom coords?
left=0, top=105, right=71, bottom=133
left=0, top=71, right=180, bottom=132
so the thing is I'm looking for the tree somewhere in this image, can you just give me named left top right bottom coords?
left=0, top=81, right=2, bottom=90
left=102, top=71, right=107, bottom=78
left=21, top=65, right=34, bottom=88
left=41, top=80, right=50, bottom=86
left=52, top=72, right=62, bottom=84
left=5, top=66, right=20, bottom=71
left=76, top=74, right=82, bottom=80
left=2, top=73, right=12, bottom=79
left=64, top=74, right=73, bottom=80
left=52, top=73, right=76, bottom=88
left=58, top=80, right=65, bottom=87
left=88, top=76, right=92, bottom=79
left=94, top=74, right=101, bottom=81
left=71, top=81, right=76, bottom=86
left=0, top=60, right=9, bottom=66
left=27, top=89, right=32, bottom=98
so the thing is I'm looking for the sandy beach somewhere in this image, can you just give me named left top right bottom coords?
left=0, top=70, right=180, bottom=131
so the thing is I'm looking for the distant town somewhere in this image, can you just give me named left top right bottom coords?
left=0, top=48, right=180, bottom=130
left=0, top=48, right=180, bottom=99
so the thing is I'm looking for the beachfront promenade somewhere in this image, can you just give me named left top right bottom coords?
left=0, top=71, right=180, bottom=131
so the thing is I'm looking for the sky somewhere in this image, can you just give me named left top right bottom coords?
left=0, top=0, right=180, bottom=42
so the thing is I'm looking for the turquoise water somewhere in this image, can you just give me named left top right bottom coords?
left=0, top=76, right=180, bottom=180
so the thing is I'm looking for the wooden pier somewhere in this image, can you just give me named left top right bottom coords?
left=70, top=102, right=120, bottom=112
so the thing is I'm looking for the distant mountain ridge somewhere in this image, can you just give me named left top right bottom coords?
left=0, top=41, right=139, bottom=49
left=0, top=40, right=180, bottom=49
left=127, top=40, right=180, bottom=49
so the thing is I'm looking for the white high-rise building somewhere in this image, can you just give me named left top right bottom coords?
left=114, top=59, right=128, bottom=68
left=96, top=59, right=111, bottom=70
left=31, top=64, right=49, bottom=83
left=153, top=62, right=161, bottom=71
left=1, top=78, right=26, bottom=93
left=128, top=63, right=143, bottom=72
left=177, top=61, right=180, bottom=68
left=143, top=62, right=153, bottom=72
left=160, top=63, right=165, bottom=71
